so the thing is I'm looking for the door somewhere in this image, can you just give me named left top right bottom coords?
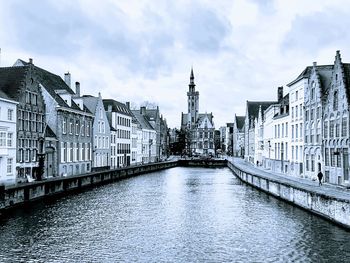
left=46, top=148, right=54, bottom=177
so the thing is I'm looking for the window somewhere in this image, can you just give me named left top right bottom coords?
left=295, top=124, right=298, bottom=138
left=336, top=121, right=340, bottom=137
left=291, top=125, right=294, bottom=139
left=300, top=124, right=303, bottom=139
left=296, top=91, right=298, bottom=100
left=282, top=124, right=284, bottom=138
left=316, top=107, right=320, bottom=119
left=292, top=107, right=294, bottom=119
left=285, top=122, right=288, bottom=137
left=305, top=110, right=309, bottom=121
left=7, top=109, right=13, bottom=121
left=295, top=106, right=298, bottom=118
left=333, top=91, right=338, bottom=111
left=86, top=122, right=91, bottom=136
left=336, top=149, right=341, bottom=167
left=311, top=82, right=315, bottom=100
left=306, top=154, right=309, bottom=171
left=0, top=132, right=6, bottom=147
left=330, top=148, right=335, bottom=166
left=75, top=121, right=79, bottom=135
left=292, top=146, right=294, bottom=160
left=69, top=120, right=73, bottom=134
left=342, top=117, right=347, bottom=137
left=311, top=154, right=315, bottom=172
left=324, top=122, right=328, bottom=138
left=310, top=109, right=314, bottom=121
left=330, top=120, right=335, bottom=137
left=7, top=133, right=13, bottom=147
left=300, top=104, right=302, bottom=117
left=63, top=117, right=67, bottom=134
left=296, top=146, right=298, bottom=160
left=278, top=124, right=280, bottom=138
left=325, top=148, right=329, bottom=166
left=7, top=158, right=12, bottom=174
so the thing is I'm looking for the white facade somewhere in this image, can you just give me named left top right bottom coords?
left=131, top=121, right=138, bottom=165
left=141, top=129, right=157, bottom=163
left=112, top=112, right=132, bottom=167
left=0, top=97, right=18, bottom=185
left=262, top=105, right=279, bottom=170
left=288, top=78, right=306, bottom=177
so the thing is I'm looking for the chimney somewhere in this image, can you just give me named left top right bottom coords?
left=75, top=82, right=80, bottom=97
left=108, top=105, right=112, bottom=112
left=140, top=106, right=146, bottom=115
left=64, top=72, right=71, bottom=88
left=126, top=101, right=130, bottom=109
left=277, top=86, right=283, bottom=102
left=29, top=58, right=33, bottom=64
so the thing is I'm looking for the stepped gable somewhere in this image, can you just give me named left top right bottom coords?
left=247, top=100, right=276, bottom=125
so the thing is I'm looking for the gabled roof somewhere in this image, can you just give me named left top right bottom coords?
left=247, top=101, right=276, bottom=120
left=103, top=99, right=133, bottom=117
left=45, top=125, right=57, bottom=138
left=0, top=66, right=28, bottom=101
left=235, top=115, right=245, bottom=130
left=131, top=110, right=154, bottom=130
left=82, top=95, right=99, bottom=114
left=144, top=108, right=159, bottom=121
left=287, top=65, right=333, bottom=87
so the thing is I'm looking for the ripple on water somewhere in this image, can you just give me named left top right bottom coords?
left=0, top=167, right=350, bottom=262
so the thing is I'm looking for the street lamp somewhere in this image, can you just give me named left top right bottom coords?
left=37, top=137, right=45, bottom=181
left=281, top=143, right=284, bottom=173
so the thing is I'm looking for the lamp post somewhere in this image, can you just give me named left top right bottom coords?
left=281, top=143, right=284, bottom=173
left=37, top=137, right=45, bottom=181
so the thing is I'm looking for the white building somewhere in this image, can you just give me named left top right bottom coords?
left=0, top=93, right=17, bottom=185
left=104, top=100, right=132, bottom=167
left=233, top=115, right=245, bottom=157
left=287, top=68, right=309, bottom=177
left=132, top=108, right=157, bottom=163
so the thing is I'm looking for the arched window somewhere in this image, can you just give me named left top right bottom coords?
left=333, top=91, right=338, bottom=111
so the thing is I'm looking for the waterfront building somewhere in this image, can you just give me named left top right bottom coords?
left=244, top=100, right=276, bottom=165
left=39, top=72, right=93, bottom=177
left=226, top=123, right=234, bottom=155
left=268, top=90, right=289, bottom=173
left=160, top=116, right=169, bottom=160
left=103, top=99, right=132, bottom=167
left=295, top=63, right=332, bottom=179
left=287, top=66, right=311, bottom=177
left=82, top=92, right=111, bottom=170
left=233, top=115, right=245, bottom=157
left=131, top=113, right=140, bottom=165
left=0, top=59, right=47, bottom=180
left=323, top=51, right=350, bottom=185
left=180, top=68, right=215, bottom=155
left=132, top=107, right=157, bottom=163
left=219, top=126, right=226, bottom=152
left=0, top=93, right=18, bottom=185
left=262, top=104, right=279, bottom=169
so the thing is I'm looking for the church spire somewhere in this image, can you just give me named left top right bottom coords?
left=190, top=67, right=195, bottom=85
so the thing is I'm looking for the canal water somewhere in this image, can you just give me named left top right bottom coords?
left=0, top=167, right=350, bottom=262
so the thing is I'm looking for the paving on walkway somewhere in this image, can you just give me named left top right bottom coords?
left=227, top=157, right=350, bottom=202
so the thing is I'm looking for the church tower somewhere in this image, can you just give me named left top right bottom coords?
left=187, top=67, right=199, bottom=128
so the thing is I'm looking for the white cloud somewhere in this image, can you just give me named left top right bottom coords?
left=0, top=0, right=350, bottom=128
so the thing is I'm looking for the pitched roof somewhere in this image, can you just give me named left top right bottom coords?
left=0, top=66, right=28, bottom=101
left=131, top=110, right=154, bottom=130
left=103, top=99, right=133, bottom=117
left=342, top=63, right=350, bottom=103
left=235, top=115, right=245, bottom=130
left=247, top=101, right=276, bottom=120
left=82, top=95, right=99, bottom=114
left=197, top=113, right=214, bottom=126
left=287, top=65, right=333, bottom=87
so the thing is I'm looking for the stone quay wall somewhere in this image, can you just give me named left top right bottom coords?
left=0, top=161, right=177, bottom=211
left=227, top=160, right=350, bottom=230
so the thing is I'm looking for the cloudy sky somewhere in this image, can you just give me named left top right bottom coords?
left=1, top=0, right=350, bottom=128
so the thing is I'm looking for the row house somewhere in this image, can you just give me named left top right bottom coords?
left=322, top=51, right=349, bottom=185
left=104, top=99, right=132, bottom=167
left=233, top=115, right=245, bottom=157
left=82, top=92, right=111, bottom=170
left=0, top=92, right=18, bottom=185
left=132, top=107, right=157, bottom=163
left=286, top=67, right=309, bottom=177
left=244, top=100, right=275, bottom=164
left=0, top=59, right=47, bottom=180
left=38, top=70, right=93, bottom=177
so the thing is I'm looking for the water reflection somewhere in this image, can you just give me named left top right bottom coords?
left=0, top=167, right=349, bottom=262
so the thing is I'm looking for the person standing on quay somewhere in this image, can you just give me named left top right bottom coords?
left=317, top=170, right=323, bottom=186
